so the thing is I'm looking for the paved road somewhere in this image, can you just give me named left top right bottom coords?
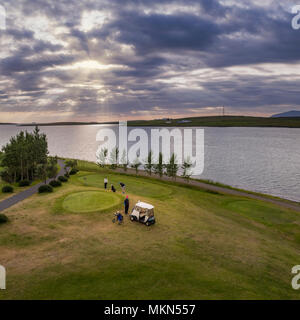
left=115, top=168, right=300, bottom=212
left=0, top=159, right=66, bottom=213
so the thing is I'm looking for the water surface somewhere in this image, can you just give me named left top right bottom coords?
left=0, top=125, right=299, bottom=202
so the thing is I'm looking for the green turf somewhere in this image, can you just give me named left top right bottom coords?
left=62, top=191, right=120, bottom=213
left=0, top=163, right=300, bottom=300
left=78, top=173, right=173, bottom=199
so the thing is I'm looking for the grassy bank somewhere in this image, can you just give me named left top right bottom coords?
left=0, top=160, right=299, bottom=299
left=129, top=116, right=300, bottom=128
left=3, top=115, right=300, bottom=128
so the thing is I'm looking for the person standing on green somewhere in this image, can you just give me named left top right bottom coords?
left=124, top=196, right=129, bottom=214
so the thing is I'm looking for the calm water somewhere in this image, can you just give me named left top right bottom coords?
left=0, top=125, right=299, bottom=202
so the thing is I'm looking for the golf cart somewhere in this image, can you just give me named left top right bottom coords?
left=130, top=201, right=156, bottom=226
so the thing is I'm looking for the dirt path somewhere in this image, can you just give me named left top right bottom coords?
left=115, top=168, right=300, bottom=212
left=0, top=159, right=66, bottom=212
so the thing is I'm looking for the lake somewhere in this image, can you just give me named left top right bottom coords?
left=0, top=125, right=299, bottom=202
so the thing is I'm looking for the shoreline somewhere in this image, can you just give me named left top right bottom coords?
left=1, top=115, right=300, bottom=128
left=73, top=158, right=300, bottom=212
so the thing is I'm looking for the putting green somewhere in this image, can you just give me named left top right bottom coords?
left=78, top=174, right=173, bottom=199
left=62, top=191, right=120, bottom=213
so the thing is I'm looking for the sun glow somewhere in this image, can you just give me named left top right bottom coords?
left=51, top=60, right=128, bottom=71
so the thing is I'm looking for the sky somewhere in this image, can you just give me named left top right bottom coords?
left=0, top=0, right=300, bottom=123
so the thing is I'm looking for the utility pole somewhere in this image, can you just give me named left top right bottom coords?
left=222, top=106, right=225, bottom=116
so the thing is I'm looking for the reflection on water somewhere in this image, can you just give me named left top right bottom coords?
left=0, top=125, right=299, bottom=202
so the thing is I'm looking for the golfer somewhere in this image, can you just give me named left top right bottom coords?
left=115, top=211, right=123, bottom=224
left=124, top=196, right=129, bottom=214
left=120, top=182, right=126, bottom=194
left=111, top=184, right=116, bottom=192
left=104, top=177, right=108, bottom=189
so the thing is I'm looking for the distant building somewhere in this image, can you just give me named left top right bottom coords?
left=177, top=120, right=191, bottom=124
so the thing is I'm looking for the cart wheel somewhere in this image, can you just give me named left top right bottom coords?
left=130, top=216, right=134, bottom=221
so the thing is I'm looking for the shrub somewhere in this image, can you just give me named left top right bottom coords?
left=69, top=168, right=79, bottom=175
left=0, top=214, right=8, bottom=224
left=49, top=180, right=62, bottom=187
left=58, top=176, right=68, bottom=182
left=18, top=179, right=30, bottom=187
left=2, top=185, right=14, bottom=193
left=64, top=173, right=70, bottom=178
left=38, top=184, right=53, bottom=193
left=0, top=169, right=12, bottom=183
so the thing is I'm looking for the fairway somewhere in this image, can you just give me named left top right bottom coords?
left=0, top=162, right=300, bottom=300
left=78, top=173, right=173, bottom=199
left=63, top=191, right=120, bottom=213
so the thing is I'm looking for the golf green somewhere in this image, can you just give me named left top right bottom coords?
left=62, top=191, right=120, bottom=213
left=78, top=174, right=172, bottom=199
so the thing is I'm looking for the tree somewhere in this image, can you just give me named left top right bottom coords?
left=130, top=157, right=141, bottom=175
left=181, top=157, right=193, bottom=182
left=144, top=150, right=154, bottom=176
left=65, top=159, right=78, bottom=173
left=37, top=163, right=48, bottom=184
left=47, top=157, right=59, bottom=180
left=153, top=152, right=164, bottom=178
left=109, top=147, right=119, bottom=169
left=120, top=149, right=128, bottom=172
left=97, top=148, right=108, bottom=167
left=1, top=126, right=49, bottom=183
left=165, top=153, right=179, bottom=179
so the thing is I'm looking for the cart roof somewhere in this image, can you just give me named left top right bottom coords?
left=136, top=201, right=154, bottom=209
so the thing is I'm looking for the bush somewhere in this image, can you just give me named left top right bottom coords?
left=2, top=185, right=14, bottom=193
left=18, top=179, right=30, bottom=187
left=38, top=184, right=53, bottom=193
left=0, top=214, right=8, bottom=224
left=69, top=168, right=79, bottom=175
left=0, top=169, right=12, bottom=183
left=64, top=173, right=70, bottom=178
left=49, top=180, right=62, bottom=188
left=58, top=176, right=68, bottom=182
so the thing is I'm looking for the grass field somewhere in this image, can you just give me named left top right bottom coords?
left=0, top=163, right=299, bottom=299
left=129, top=116, right=300, bottom=128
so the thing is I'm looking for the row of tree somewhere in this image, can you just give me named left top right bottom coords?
left=0, top=127, right=58, bottom=184
left=97, top=148, right=193, bottom=181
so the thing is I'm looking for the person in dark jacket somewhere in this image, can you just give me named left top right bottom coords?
left=120, top=182, right=126, bottom=194
left=111, top=184, right=116, bottom=192
left=124, top=195, right=129, bottom=214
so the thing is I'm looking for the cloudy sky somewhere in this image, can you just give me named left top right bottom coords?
left=0, top=0, right=299, bottom=122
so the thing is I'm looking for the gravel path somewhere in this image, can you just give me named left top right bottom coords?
left=0, top=159, right=66, bottom=212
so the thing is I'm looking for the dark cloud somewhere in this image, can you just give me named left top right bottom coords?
left=0, top=53, right=74, bottom=75
left=101, top=12, right=221, bottom=54
left=0, top=0, right=300, bottom=120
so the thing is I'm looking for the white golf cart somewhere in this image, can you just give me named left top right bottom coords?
left=130, top=201, right=156, bottom=226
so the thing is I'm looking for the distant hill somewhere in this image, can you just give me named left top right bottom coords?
left=271, top=110, right=300, bottom=118
left=129, top=116, right=300, bottom=128
left=2, top=116, right=300, bottom=128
